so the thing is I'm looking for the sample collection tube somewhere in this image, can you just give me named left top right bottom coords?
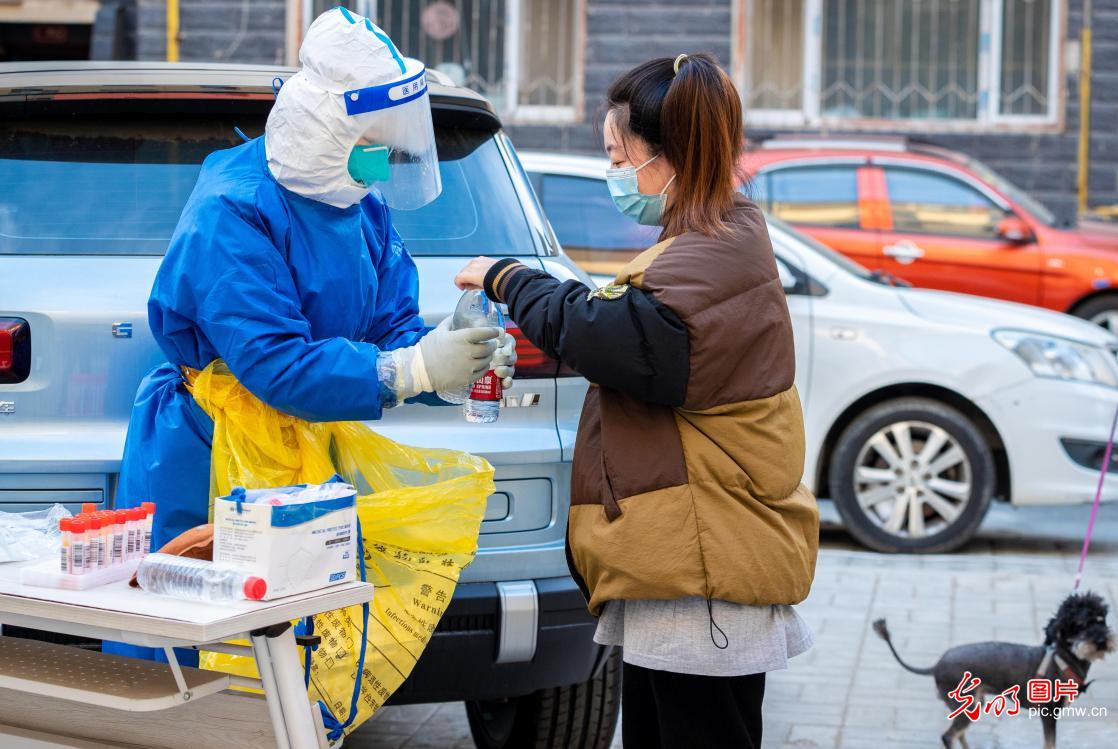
left=87, top=514, right=104, bottom=570
left=57, top=504, right=156, bottom=579
left=141, top=502, right=156, bottom=556
left=59, top=518, right=72, bottom=574
left=70, top=519, right=87, bottom=575
left=112, top=511, right=126, bottom=565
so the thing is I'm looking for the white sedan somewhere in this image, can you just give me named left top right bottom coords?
left=520, top=151, right=1118, bottom=553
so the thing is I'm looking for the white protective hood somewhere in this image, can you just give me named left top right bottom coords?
left=266, top=9, right=424, bottom=208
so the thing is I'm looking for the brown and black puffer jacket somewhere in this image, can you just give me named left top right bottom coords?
left=483, top=195, right=819, bottom=615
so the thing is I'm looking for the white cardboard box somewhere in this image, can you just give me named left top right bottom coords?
left=213, top=483, right=357, bottom=600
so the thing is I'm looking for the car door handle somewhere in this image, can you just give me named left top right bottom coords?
left=883, top=240, right=925, bottom=264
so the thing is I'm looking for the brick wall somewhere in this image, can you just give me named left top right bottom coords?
left=1079, top=0, right=1118, bottom=212
left=132, top=0, right=286, bottom=63
left=505, top=0, right=732, bottom=153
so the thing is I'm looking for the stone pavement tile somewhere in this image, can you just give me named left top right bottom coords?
left=798, top=682, right=857, bottom=705
left=846, top=690, right=945, bottom=715
left=849, top=667, right=926, bottom=693
left=991, top=576, right=1032, bottom=592
left=847, top=686, right=937, bottom=710
left=837, top=703, right=895, bottom=729
left=896, top=632, right=953, bottom=651
left=949, top=622, right=999, bottom=641
left=873, top=584, right=919, bottom=601
left=887, top=705, right=951, bottom=733
left=765, top=676, right=803, bottom=703
left=347, top=703, right=462, bottom=748
left=993, top=598, right=1035, bottom=618
left=809, top=608, right=872, bottom=625
left=903, top=607, right=953, bottom=624
left=345, top=727, right=413, bottom=749
left=810, top=628, right=864, bottom=646
left=784, top=722, right=839, bottom=748
left=893, top=628, right=953, bottom=645
left=402, top=730, right=474, bottom=749
left=1083, top=675, right=1118, bottom=703
left=837, top=725, right=945, bottom=748
left=992, top=626, right=1042, bottom=643
left=805, top=653, right=862, bottom=672
left=783, top=700, right=847, bottom=723
left=363, top=703, right=439, bottom=729
left=763, top=721, right=792, bottom=746
left=800, top=648, right=860, bottom=667
left=950, top=596, right=996, bottom=617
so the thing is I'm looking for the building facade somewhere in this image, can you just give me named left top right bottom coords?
left=4, top=0, right=1113, bottom=220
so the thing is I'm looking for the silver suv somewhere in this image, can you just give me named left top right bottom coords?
left=0, top=62, right=618, bottom=748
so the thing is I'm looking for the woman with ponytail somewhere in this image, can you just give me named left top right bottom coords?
left=456, top=54, right=818, bottom=747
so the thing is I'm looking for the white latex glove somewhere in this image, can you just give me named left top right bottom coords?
left=384, top=318, right=500, bottom=402
left=492, top=331, right=517, bottom=390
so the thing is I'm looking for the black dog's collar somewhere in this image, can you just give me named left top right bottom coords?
left=1054, top=644, right=1089, bottom=685
left=1038, top=643, right=1089, bottom=686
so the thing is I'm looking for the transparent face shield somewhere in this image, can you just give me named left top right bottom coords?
left=345, top=58, right=442, bottom=211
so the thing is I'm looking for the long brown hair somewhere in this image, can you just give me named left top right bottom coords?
left=607, top=53, right=743, bottom=239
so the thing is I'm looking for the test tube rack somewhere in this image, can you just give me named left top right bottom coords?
left=20, top=558, right=141, bottom=591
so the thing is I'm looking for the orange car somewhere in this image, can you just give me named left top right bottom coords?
left=742, top=136, right=1118, bottom=329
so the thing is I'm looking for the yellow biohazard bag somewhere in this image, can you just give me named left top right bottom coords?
left=184, top=361, right=492, bottom=737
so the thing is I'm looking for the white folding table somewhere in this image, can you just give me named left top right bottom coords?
left=0, top=560, right=374, bottom=749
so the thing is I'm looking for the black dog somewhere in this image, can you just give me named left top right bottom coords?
left=873, top=592, right=1114, bottom=748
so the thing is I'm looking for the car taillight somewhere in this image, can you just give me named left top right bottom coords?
left=507, top=324, right=578, bottom=378
left=0, top=331, right=11, bottom=369
left=0, top=318, right=31, bottom=384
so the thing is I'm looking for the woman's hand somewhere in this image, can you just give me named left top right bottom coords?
left=455, top=256, right=499, bottom=291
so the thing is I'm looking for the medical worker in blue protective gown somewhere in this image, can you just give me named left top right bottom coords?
left=105, top=8, right=515, bottom=664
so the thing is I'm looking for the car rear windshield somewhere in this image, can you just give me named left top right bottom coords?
left=0, top=103, right=533, bottom=256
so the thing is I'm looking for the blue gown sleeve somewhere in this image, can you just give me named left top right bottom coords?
left=363, top=203, right=428, bottom=351
left=189, top=201, right=395, bottom=422
left=367, top=214, right=450, bottom=407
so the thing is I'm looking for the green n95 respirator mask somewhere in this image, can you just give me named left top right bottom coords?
left=348, top=145, right=391, bottom=186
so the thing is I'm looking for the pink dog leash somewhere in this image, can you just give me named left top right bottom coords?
left=1073, top=401, right=1118, bottom=591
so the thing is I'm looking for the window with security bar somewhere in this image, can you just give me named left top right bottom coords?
left=733, top=0, right=1061, bottom=128
left=303, top=0, right=582, bottom=122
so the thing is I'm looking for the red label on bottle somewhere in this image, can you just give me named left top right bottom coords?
left=470, top=371, right=503, bottom=401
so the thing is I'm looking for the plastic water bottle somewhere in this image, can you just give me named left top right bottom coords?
left=137, top=553, right=267, bottom=602
left=440, top=290, right=505, bottom=424
left=437, top=291, right=487, bottom=405
left=459, top=292, right=504, bottom=424
left=464, top=367, right=503, bottom=423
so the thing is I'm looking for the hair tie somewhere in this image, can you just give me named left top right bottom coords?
left=673, top=54, right=689, bottom=74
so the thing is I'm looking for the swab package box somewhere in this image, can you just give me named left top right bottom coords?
left=213, top=480, right=357, bottom=600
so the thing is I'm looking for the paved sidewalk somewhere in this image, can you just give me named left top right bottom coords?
left=348, top=502, right=1118, bottom=748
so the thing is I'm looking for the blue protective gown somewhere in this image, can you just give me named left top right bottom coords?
left=106, top=137, right=429, bottom=662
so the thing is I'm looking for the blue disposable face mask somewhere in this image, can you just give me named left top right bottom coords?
left=348, top=144, right=391, bottom=187
left=606, top=154, right=677, bottom=226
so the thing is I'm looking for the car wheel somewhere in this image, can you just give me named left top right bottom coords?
left=828, top=398, right=994, bottom=553
left=1073, top=294, right=1118, bottom=332
left=465, top=648, right=620, bottom=749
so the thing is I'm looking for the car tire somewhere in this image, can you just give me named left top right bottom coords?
left=465, top=648, right=621, bottom=749
left=1072, top=294, right=1118, bottom=333
left=828, top=397, right=995, bottom=554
